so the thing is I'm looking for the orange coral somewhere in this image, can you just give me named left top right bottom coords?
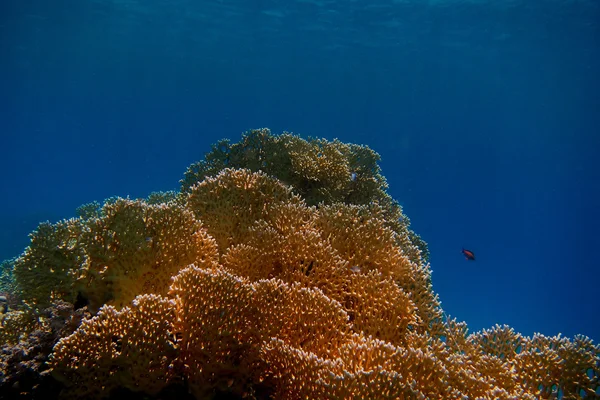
left=50, top=264, right=353, bottom=399
left=77, top=198, right=218, bottom=310
left=13, top=219, right=86, bottom=308
left=315, top=202, right=441, bottom=330
left=3, top=131, right=599, bottom=399
left=514, top=333, right=600, bottom=398
left=167, top=264, right=353, bottom=398
left=49, top=256, right=600, bottom=400
left=0, top=310, right=39, bottom=346
left=180, top=128, right=429, bottom=262
left=223, top=196, right=433, bottom=345
left=51, top=257, right=600, bottom=398
left=186, top=168, right=303, bottom=253
left=50, top=294, right=176, bottom=398
left=169, top=265, right=258, bottom=398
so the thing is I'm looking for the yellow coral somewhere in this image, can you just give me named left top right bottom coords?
left=4, top=132, right=599, bottom=399
left=315, top=202, right=442, bottom=330
left=169, top=265, right=258, bottom=398
left=186, top=168, right=303, bottom=252
left=49, top=256, right=600, bottom=400
left=50, top=294, right=176, bottom=398
left=514, top=333, right=600, bottom=398
left=78, top=198, right=218, bottom=310
left=284, top=136, right=352, bottom=202
left=180, top=128, right=429, bottom=262
left=168, top=264, right=354, bottom=398
left=0, top=310, right=39, bottom=346
left=344, top=272, right=418, bottom=345
left=13, top=219, right=86, bottom=308
left=12, top=198, right=218, bottom=313
left=252, top=278, right=351, bottom=359
left=52, top=264, right=354, bottom=399
left=223, top=195, right=433, bottom=345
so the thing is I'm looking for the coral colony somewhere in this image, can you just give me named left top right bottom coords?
left=0, top=129, right=598, bottom=399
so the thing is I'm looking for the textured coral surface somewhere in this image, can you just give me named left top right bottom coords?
left=1, top=129, right=598, bottom=399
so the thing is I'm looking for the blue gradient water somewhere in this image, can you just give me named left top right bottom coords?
left=1, top=0, right=599, bottom=341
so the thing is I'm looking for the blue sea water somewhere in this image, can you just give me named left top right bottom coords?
left=0, top=0, right=598, bottom=344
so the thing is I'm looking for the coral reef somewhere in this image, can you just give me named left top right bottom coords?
left=0, top=301, right=88, bottom=398
left=12, top=220, right=87, bottom=309
left=75, top=201, right=102, bottom=220
left=181, top=128, right=429, bottom=263
left=146, top=190, right=179, bottom=205
left=0, top=129, right=598, bottom=399
left=0, top=258, right=19, bottom=313
left=12, top=199, right=219, bottom=312
left=51, top=294, right=176, bottom=398
left=74, top=198, right=219, bottom=311
left=0, top=258, right=15, bottom=296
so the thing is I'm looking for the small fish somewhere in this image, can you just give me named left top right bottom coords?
left=350, top=265, right=361, bottom=273
left=350, top=172, right=357, bottom=181
left=305, top=261, right=314, bottom=276
left=462, top=248, right=475, bottom=261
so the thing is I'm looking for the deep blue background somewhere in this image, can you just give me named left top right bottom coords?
left=1, top=0, right=599, bottom=341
